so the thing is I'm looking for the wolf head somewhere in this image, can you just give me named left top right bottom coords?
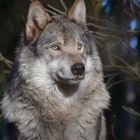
left=19, top=0, right=102, bottom=87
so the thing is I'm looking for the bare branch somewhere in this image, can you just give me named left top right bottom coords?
left=122, top=106, right=140, bottom=117
left=104, top=72, right=122, bottom=78
left=107, top=77, right=131, bottom=89
left=87, top=23, right=125, bottom=35
left=59, top=0, right=67, bottom=11
left=0, top=52, right=13, bottom=69
left=47, top=4, right=65, bottom=15
left=130, top=0, right=136, bottom=18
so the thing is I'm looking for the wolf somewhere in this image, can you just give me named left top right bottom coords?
left=2, top=0, right=110, bottom=140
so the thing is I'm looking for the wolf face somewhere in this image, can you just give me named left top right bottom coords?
left=19, top=0, right=101, bottom=87
left=33, top=19, right=96, bottom=85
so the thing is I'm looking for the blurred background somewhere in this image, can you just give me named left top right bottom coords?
left=0, top=0, right=140, bottom=139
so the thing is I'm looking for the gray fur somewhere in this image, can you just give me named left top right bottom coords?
left=2, top=1, right=110, bottom=140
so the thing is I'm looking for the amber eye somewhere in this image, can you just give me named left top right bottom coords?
left=77, top=43, right=83, bottom=50
left=51, top=45, right=60, bottom=50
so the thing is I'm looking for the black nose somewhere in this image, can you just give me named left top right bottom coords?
left=71, top=63, right=85, bottom=76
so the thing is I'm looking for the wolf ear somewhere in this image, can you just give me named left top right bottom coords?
left=25, top=0, right=52, bottom=44
left=67, top=0, right=86, bottom=25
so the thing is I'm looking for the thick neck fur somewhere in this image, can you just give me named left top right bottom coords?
left=9, top=43, right=109, bottom=123
left=2, top=47, right=110, bottom=140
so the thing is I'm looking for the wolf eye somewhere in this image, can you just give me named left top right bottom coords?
left=77, top=43, right=83, bottom=50
left=51, top=45, right=60, bottom=50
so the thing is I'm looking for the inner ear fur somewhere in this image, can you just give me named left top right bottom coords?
left=25, top=0, right=52, bottom=44
left=67, top=0, right=86, bottom=25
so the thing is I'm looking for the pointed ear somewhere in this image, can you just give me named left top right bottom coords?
left=67, top=0, right=86, bottom=25
left=25, top=0, right=52, bottom=44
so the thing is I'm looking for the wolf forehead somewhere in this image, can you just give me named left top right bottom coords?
left=36, top=16, right=94, bottom=47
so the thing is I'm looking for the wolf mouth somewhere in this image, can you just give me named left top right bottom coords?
left=56, top=74, right=84, bottom=82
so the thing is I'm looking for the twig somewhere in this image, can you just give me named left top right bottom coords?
left=107, top=77, right=131, bottom=89
left=103, top=65, right=132, bottom=74
left=122, top=106, right=140, bottom=117
left=106, top=75, right=116, bottom=87
left=104, top=72, right=122, bottom=78
left=90, top=34, right=105, bottom=41
left=0, top=52, right=13, bottom=69
left=130, top=0, right=136, bottom=18
left=111, top=121, right=118, bottom=140
left=87, top=23, right=125, bottom=35
left=93, top=31, right=124, bottom=40
left=47, top=9, right=59, bottom=16
left=112, top=55, right=140, bottom=79
left=87, top=15, right=120, bottom=29
left=59, top=0, right=67, bottom=11
left=47, top=4, right=65, bottom=15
